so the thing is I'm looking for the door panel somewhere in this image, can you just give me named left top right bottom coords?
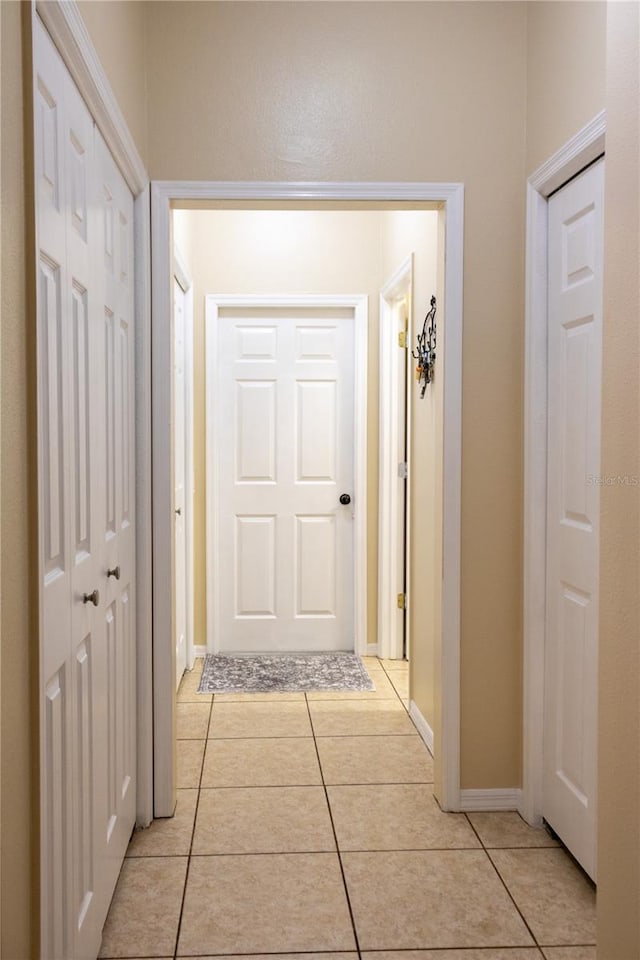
left=215, top=310, right=355, bottom=652
left=544, top=158, right=604, bottom=880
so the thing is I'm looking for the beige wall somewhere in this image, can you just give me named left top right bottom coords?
left=173, top=207, right=438, bottom=679
left=526, top=1, right=607, bottom=175
left=1, top=3, right=38, bottom=957
left=76, top=0, right=148, bottom=167
left=148, top=0, right=528, bottom=792
left=597, top=3, right=640, bottom=955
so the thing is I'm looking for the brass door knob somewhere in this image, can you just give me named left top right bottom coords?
left=107, top=565, right=121, bottom=580
left=83, top=589, right=100, bottom=607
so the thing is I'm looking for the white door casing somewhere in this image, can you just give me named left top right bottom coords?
left=207, top=295, right=368, bottom=654
left=35, top=17, right=137, bottom=958
left=153, top=183, right=463, bottom=818
left=379, top=256, right=413, bottom=661
left=173, top=277, right=188, bottom=685
left=543, top=158, right=604, bottom=880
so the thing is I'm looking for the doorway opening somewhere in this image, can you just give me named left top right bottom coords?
left=152, top=184, right=463, bottom=819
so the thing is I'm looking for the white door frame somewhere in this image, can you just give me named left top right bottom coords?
left=205, top=293, right=368, bottom=656
left=34, top=0, right=154, bottom=835
left=151, top=180, right=464, bottom=815
left=378, top=255, right=413, bottom=661
left=173, top=248, right=196, bottom=671
left=521, top=111, right=606, bottom=825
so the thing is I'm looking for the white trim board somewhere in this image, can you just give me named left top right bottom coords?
left=205, top=293, right=368, bottom=656
left=410, top=701, right=434, bottom=756
left=460, top=789, right=523, bottom=812
left=378, top=256, right=413, bottom=661
left=151, top=180, right=463, bottom=815
left=522, top=115, right=606, bottom=827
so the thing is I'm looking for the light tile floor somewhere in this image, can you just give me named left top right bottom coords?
left=100, top=658, right=596, bottom=960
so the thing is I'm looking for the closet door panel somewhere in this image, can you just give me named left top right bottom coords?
left=35, top=23, right=75, bottom=959
left=95, top=130, right=137, bottom=896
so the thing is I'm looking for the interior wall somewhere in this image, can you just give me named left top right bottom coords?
left=146, top=0, right=527, bottom=792
left=172, top=207, right=438, bottom=674
left=525, top=1, right=607, bottom=175
left=597, top=2, right=640, bottom=954
left=0, top=3, right=37, bottom=957
left=76, top=0, right=148, bottom=167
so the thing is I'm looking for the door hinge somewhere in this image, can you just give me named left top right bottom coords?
left=397, top=592, right=406, bottom=610
left=398, top=331, right=407, bottom=349
left=398, top=462, right=408, bottom=479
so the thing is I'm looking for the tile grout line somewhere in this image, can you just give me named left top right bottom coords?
left=463, top=813, right=542, bottom=951
left=305, top=691, right=363, bottom=960
left=172, top=688, right=214, bottom=960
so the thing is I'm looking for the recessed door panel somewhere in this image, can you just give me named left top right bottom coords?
left=118, top=318, right=131, bottom=529
left=105, top=308, right=116, bottom=538
left=236, top=381, right=277, bottom=483
left=296, top=325, right=337, bottom=361
left=235, top=516, right=277, bottom=616
left=71, top=282, right=91, bottom=559
left=236, top=325, right=277, bottom=361
left=295, top=516, right=336, bottom=617
left=556, top=586, right=589, bottom=802
left=73, top=637, right=95, bottom=940
left=43, top=666, right=73, bottom=960
left=296, top=381, right=336, bottom=482
left=560, top=318, right=593, bottom=528
left=40, top=256, right=66, bottom=579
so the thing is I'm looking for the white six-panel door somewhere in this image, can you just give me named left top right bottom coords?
left=544, top=158, right=604, bottom=880
left=35, top=18, right=136, bottom=959
left=211, top=306, right=356, bottom=652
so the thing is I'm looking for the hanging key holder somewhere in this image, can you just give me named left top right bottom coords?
left=412, top=295, right=437, bottom=398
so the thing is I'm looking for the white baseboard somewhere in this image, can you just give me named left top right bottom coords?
left=459, top=788, right=523, bottom=812
left=365, top=643, right=379, bottom=657
left=192, top=644, right=208, bottom=661
left=409, top=700, right=434, bottom=755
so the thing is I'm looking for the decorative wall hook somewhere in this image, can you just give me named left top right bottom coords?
left=412, top=295, right=437, bottom=397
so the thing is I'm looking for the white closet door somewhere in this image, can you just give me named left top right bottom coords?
left=35, top=17, right=136, bottom=959
left=35, top=23, right=77, bottom=958
left=544, top=159, right=604, bottom=880
left=95, top=128, right=137, bottom=901
left=215, top=309, right=355, bottom=652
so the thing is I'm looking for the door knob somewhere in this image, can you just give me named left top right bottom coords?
left=107, top=565, right=121, bottom=580
left=339, top=493, right=351, bottom=505
left=83, top=589, right=100, bottom=607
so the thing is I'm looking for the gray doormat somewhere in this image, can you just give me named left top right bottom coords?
left=198, top=653, right=375, bottom=694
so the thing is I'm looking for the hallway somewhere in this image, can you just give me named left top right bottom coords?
left=99, top=659, right=596, bottom=959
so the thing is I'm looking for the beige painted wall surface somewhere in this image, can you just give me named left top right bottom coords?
left=1, top=3, right=37, bottom=958
left=526, top=1, right=606, bottom=175
left=173, top=207, right=438, bottom=667
left=380, top=211, right=442, bottom=730
left=77, top=0, right=148, bottom=167
left=597, top=3, right=640, bottom=955
left=149, top=0, right=527, bottom=791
